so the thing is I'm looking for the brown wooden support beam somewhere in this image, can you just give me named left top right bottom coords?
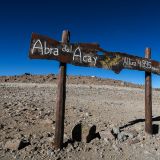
left=145, top=47, right=152, bottom=134
left=54, top=30, right=70, bottom=149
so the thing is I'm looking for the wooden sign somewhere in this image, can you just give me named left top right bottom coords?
left=28, top=31, right=154, bottom=149
left=29, top=33, right=160, bottom=75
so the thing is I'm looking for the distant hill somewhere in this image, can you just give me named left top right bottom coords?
left=0, top=73, right=158, bottom=90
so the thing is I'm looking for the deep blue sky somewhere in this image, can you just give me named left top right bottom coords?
left=1, top=0, right=160, bottom=87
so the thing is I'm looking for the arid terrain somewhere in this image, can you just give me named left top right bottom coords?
left=1, top=74, right=160, bottom=160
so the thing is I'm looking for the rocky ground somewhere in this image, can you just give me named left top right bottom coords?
left=0, top=75, right=160, bottom=160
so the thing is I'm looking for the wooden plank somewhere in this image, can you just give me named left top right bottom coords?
left=29, top=33, right=160, bottom=75
left=145, top=48, right=152, bottom=134
left=54, top=30, right=69, bottom=149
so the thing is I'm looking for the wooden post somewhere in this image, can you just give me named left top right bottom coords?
left=54, top=30, right=70, bottom=149
left=145, top=47, right=152, bottom=134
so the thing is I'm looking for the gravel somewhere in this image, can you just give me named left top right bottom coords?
left=0, top=78, right=160, bottom=159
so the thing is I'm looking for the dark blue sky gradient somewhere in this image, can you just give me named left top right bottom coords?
left=1, top=0, right=160, bottom=87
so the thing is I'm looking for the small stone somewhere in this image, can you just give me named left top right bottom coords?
left=90, top=137, right=100, bottom=145
left=100, top=130, right=115, bottom=141
left=12, top=154, right=20, bottom=159
left=47, top=148, right=54, bottom=156
left=112, top=127, right=120, bottom=135
left=85, top=112, right=92, bottom=117
left=84, top=146, right=91, bottom=152
left=104, top=138, right=109, bottom=143
left=85, top=112, right=89, bottom=117
left=73, top=141, right=79, bottom=148
left=24, top=145, right=32, bottom=152
left=128, top=138, right=140, bottom=145
left=5, top=139, right=21, bottom=150
left=67, top=144, right=73, bottom=152
left=64, top=133, right=69, bottom=142
left=77, top=147, right=81, bottom=151
left=100, top=152, right=104, bottom=158
left=124, top=130, right=138, bottom=139
left=112, top=144, right=119, bottom=151
left=117, top=132, right=127, bottom=142
left=40, top=119, right=53, bottom=127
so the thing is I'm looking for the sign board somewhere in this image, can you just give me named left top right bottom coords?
left=29, top=33, right=160, bottom=75
left=28, top=31, right=154, bottom=148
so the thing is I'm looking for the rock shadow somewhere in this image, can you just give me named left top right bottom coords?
left=72, top=123, right=100, bottom=143
left=153, top=124, right=159, bottom=134
left=86, top=125, right=101, bottom=143
left=120, top=116, right=160, bottom=135
left=64, top=123, right=101, bottom=147
left=72, top=123, right=82, bottom=142
left=63, top=123, right=81, bottom=148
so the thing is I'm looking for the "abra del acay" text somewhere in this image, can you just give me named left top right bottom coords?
left=32, top=39, right=98, bottom=65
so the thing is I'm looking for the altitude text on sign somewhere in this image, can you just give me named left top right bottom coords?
left=29, top=33, right=160, bottom=75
